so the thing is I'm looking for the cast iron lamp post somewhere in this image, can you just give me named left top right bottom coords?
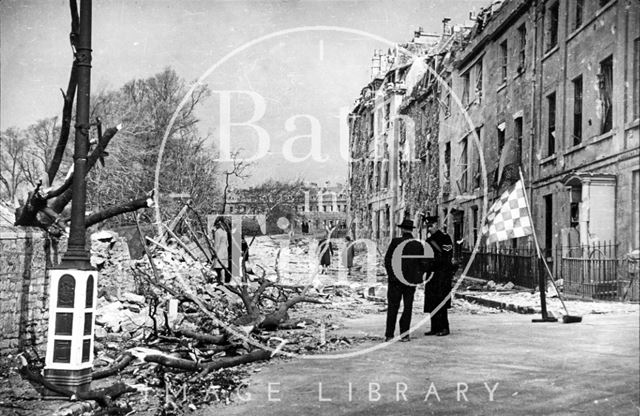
left=44, top=0, right=97, bottom=394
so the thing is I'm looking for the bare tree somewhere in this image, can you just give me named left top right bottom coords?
left=220, top=150, right=252, bottom=214
left=10, top=0, right=216, bottom=234
left=0, top=128, right=27, bottom=201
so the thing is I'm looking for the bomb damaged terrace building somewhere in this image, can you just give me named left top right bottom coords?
left=531, top=0, right=639, bottom=260
left=348, top=0, right=639, bottom=298
left=348, top=25, right=461, bottom=245
left=439, top=0, right=538, bottom=254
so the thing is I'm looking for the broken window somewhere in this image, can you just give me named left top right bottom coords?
left=384, top=102, right=391, bottom=130
left=500, top=40, right=508, bottom=83
left=514, top=116, right=523, bottom=165
left=547, top=92, right=556, bottom=156
left=574, top=0, right=584, bottom=30
left=497, top=122, right=506, bottom=151
left=599, top=55, right=613, bottom=134
left=471, top=205, right=479, bottom=244
left=544, top=194, right=553, bottom=259
left=475, top=59, right=483, bottom=100
left=368, top=113, right=374, bottom=137
left=518, top=24, right=526, bottom=72
left=546, top=2, right=559, bottom=52
left=459, top=137, right=468, bottom=192
left=462, top=71, right=470, bottom=106
left=383, top=160, right=389, bottom=188
left=444, top=141, right=451, bottom=180
left=473, top=127, right=482, bottom=189
left=573, top=75, right=583, bottom=145
left=569, top=186, right=582, bottom=229
left=635, top=38, right=640, bottom=120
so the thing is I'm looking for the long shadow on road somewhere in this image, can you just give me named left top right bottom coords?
left=205, top=311, right=640, bottom=416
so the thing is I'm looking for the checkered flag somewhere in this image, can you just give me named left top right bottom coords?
left=481, top=179, right=533, bottom=243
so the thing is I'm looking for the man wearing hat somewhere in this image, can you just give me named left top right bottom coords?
left=423, top=215, right=455, bottom=336
left=383, top=217, right=426, bottom=342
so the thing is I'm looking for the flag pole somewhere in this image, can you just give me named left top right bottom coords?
left=518, top=168, right=559, bottom=322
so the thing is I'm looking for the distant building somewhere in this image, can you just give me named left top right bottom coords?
left=221, top=182, right=348, bottom=234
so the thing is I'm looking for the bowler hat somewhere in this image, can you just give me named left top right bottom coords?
left=397, top=218, right=415, bottom=230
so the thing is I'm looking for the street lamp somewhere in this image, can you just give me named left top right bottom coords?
left=44, top=0, right=96, bottom=395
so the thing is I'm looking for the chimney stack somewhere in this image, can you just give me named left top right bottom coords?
left=442, top=18, right=452, bottom=36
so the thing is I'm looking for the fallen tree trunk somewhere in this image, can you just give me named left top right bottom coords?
left=134, top=348, right=271, bottom=371
left=174, top=329, right=226, bottom=345
left=92, top=352, right=135, bottom=380
left=84, top=193, right=153, bottom=227
left=18, top=356, right=135, bottom=410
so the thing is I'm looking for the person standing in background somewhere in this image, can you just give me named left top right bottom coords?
left=213, top=217, right=231, bottom=283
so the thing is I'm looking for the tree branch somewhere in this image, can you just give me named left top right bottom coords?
left=84, top=192, right=152, bottom=228
left=50, top=125, right=121, bottom=213
left=137, top=349, right=271, bottom=371
left=46, top=0, right=79, bottom=183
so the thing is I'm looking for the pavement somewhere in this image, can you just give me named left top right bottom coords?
left=203, top=311, right=640, bottom=416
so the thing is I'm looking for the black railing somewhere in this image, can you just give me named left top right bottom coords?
left=458, top=240, right=638, bottom=301
left=557, top=241, right=621, bottom=301
left=459, top=244, right=544, bottom=289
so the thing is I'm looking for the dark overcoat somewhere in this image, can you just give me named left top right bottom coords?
left=423, top=230, right=454, bottom=312
left=318, top=238, right=333, bottom=267
left=384, top=234, right=429, bottom=286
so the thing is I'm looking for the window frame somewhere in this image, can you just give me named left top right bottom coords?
left=500, top=40, right=508, bottom=83
left=547, top=92, right=556, bottom=156
left=572, top=75, right=583, bottom=145
left=517, top=24, right=526, bottom=71
left=547, top=2, right=559, bottom=52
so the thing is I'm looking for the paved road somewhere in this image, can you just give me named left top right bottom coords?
left=206, top=311, right=640, bottom=416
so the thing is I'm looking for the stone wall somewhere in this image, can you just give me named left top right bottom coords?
left=0, top=224, right=135, bottom=357
left=0, top=229, right=50, bottom=355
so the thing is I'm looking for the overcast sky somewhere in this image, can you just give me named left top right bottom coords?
left=1, top=0, right=482, bottom=186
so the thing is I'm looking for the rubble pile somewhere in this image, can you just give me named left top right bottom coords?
left=82, top=221, right=394, bottom=412
left=91, top=230, right=137, bottom=297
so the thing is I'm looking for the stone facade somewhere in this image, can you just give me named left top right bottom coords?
left=348, top=0, right=639, bottom=260
left=440, top=0, right=536, bottom=252
left=532, top=0, right=640, bottom=262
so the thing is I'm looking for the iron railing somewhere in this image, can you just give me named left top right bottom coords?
left=458, top=244, right=544, bottom=289
left=458, top=241, right=638, bottom=301
left=557, top=241, right=639, bottom=301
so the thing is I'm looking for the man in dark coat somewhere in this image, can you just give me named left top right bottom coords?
left=384, top=218, right=428, bottom=342
left=423, top=215, right=455, bottom=336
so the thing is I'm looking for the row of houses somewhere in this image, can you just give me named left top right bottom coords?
left=347, top=0, right=639, bottom=296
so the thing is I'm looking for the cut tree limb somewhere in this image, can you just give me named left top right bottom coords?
left=18, top=355, right=135, bottom=408
left=174, top=329, right=225, bottom=345
left=136, top=348, right=271, bottom=371
left=92, top=352, right=135, bottom=380
left=84, top=193, right=152, bottom=228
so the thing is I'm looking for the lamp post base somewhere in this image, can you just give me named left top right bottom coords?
left=42, top=368, right=92, bottom=397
